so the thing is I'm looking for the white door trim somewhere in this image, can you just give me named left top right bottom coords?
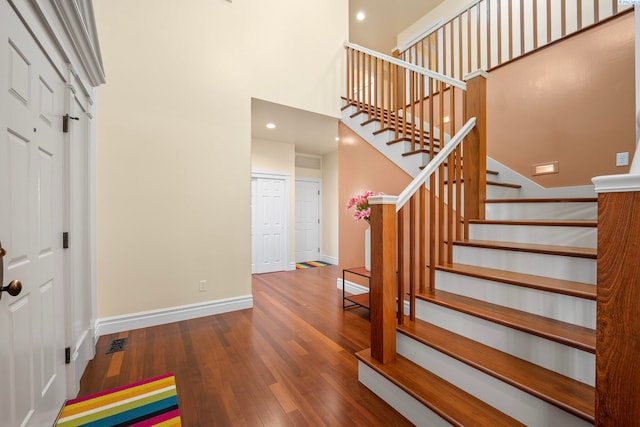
left=251, top=170, right=290, bottom=273
left=295, top=178, right=322, bottom=263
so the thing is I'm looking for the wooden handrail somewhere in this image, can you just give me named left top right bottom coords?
left=345, top=42, right=466, bottom=90
left=396, top=118, right=476, bottom=210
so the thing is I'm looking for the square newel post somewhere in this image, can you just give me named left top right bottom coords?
left=463, top=70, right=488, bottom=223
left=368, top=195, right=398, bottom=364
left=592, top=174, right=640, bottom=426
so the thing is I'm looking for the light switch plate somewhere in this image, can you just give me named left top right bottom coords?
left=616, top=152, right=629, bottom=167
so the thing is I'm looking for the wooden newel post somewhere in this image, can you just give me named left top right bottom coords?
left=369, top=195, right=398, bottom=364
left=592, top=175, right=640, bottom=426
left=463, top=70, right=488, bottom=223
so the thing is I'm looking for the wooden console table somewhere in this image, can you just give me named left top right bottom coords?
left=342, top=266, right=370, bottom=310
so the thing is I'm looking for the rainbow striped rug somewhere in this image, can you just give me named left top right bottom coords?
left=56, top=373, right=181, bottom=426
left=296, top=260, right=331, bottom=269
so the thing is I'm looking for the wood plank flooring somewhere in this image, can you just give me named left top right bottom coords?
left=78, top=266, right=412, bottom=426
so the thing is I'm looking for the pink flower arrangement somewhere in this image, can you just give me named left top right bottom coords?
left=346, top=190, right=382, bottom=223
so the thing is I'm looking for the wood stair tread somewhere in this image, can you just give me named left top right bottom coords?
left=356, top=348, right=526, bottom=427
left=487, top=180, right=522, bottom=188
left=468, top=219, right=597, bottom=227
left=485, top=197, right=597, bottom=203
left=454, top=239, right=597, bottom=259
left=436, top=263, right=596, bottom=300
left=397, top=319, right=595, bottom=423
left=416, top=289, right=596, bottom=353
left=443, top=179, right=521, bottom=188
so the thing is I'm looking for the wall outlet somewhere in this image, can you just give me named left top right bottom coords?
left=616, top=152, right=629, bottom=167
left=198, top=280, right=207, bottom=292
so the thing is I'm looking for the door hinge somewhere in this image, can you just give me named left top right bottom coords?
left=63, top=232, right=69, bottom=249
left=318, top=247, right=320, bottom=252
left=62, top=114, right=79, bottom=133
left=317, top=190, right=320, bottom=195
left=317, top=219, right=320, bottom=224
left=65, top=347, right=71, bottom=364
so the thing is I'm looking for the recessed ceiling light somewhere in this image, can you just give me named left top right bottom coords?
left=356, top=11, right=365, bottom=21
left=266, top=123, right=276, bottom=129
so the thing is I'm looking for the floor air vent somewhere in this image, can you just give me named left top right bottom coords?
left=106, top=338, right=128, bottom=354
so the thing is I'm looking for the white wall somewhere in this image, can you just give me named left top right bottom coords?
left=94, top=0, right=347, bottom=318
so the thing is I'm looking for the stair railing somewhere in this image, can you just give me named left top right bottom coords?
left=345, top=42, right=466, bottom=156
left=398, top=0, right=632, bottom=81
left=345, top=43, right=488, bottom=363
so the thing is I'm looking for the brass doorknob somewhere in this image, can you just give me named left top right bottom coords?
left=0, top=280, right=22, bottom=300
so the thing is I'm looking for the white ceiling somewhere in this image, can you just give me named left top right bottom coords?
left=251, top=99, right=339, bottom=156
left=251, top=1, right=443, bottom=157
left=349, top=0, right=444, bottom=54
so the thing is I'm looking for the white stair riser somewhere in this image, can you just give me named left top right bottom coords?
left=453, top=246, right=596, bottom=284
left=486, top=185, right=522, bottom=199
left=415, top=299, right=595, bottom=386
left=435, top=270, right=596, bottom=328
left=358, top=362, right=451, bottom=427
left=468, top=223, right=596, bottom=248
left=397, top=334, right=593, bottom=427
left=486, top=202, right=597, bottom=220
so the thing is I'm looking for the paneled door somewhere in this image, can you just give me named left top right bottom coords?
left=295, top=180, right=320, bottom=263
left=0, top=3, right=68, bottom=426
left=252, top=176, right=287, bottom=273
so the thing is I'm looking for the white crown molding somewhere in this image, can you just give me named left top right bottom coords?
left=94, top=295, right=253, bottom=339
left=51, top=0, right=105, bottom=86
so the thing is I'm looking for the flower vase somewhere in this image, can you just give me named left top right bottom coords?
left=364, top=226, right=371, bottom=271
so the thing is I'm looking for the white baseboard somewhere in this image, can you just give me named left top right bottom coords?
left=321, top=255, right=338, bottom=265
left=288, top=262, right=297, bottom=271
left=94, top=295, right=253, bottom=339
left=336, top=278, right=369, bottom=295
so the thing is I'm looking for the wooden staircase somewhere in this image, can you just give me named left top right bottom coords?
left=342, top=96, right=598, bottom=424
left=358, top=194, right=598, bottom=426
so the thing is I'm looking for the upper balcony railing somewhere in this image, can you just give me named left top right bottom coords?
left=397, top=0, right=632, bottom=81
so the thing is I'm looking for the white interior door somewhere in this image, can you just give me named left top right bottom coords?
left=0, top=4, right=67, bottom=426
left=252, top=176, right=287, bottom=274
left=295, top=180, right=320, bottom=263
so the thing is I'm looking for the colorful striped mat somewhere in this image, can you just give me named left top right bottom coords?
left=296, top=260, right=331, bottom=269
left=56, top=373, right=181, bottom=426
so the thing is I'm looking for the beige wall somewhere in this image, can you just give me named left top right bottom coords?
left=322, top=150, right=339, bottom=260
left=338, top=122, right=412, bottom=276
left=94, top=0, right=347, bottom=317
left=295, top=167, right=322, bottom=179
left=487, top=12, right=635, bottom=187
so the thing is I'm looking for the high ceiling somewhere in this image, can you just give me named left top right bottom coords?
left=252, top=1, right=443, bottom=156
left=349, top=0, right=444, bottom=54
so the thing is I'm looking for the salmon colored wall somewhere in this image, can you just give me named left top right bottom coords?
left=487, top=12, right=635, bottom=188
left=338, top=122, right=412, bottom=282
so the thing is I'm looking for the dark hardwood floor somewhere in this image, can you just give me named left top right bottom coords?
left=79, top=265, right=412, bottom=426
